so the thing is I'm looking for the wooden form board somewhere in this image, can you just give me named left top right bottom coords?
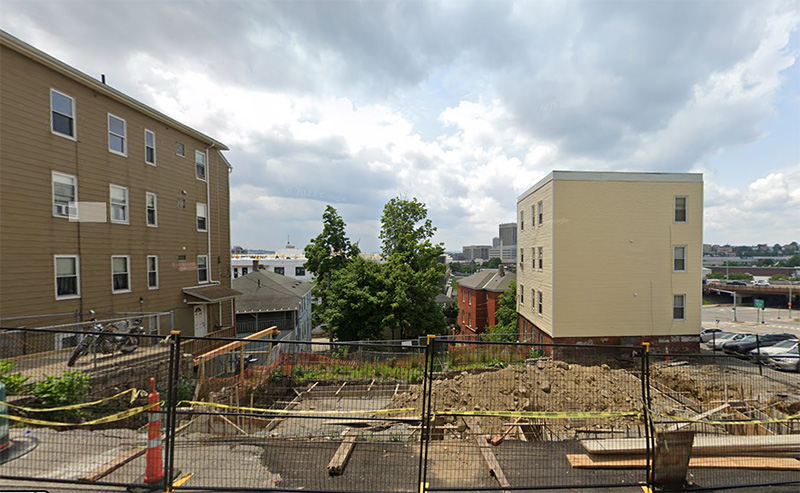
left=567, top=454, right=800, bottom=471
left=193, top=326, right=278, bottom=366
left=327, top=430, right=359, bottom=476
left=470, top=420, right=511, bottom=493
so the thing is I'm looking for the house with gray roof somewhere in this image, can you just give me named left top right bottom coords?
left=232, top=270, right=313, bottom=342
left=456, top=266, right=515, bottom=336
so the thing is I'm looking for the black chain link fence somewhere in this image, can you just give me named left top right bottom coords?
left=2, top=328, right=798, bottom=492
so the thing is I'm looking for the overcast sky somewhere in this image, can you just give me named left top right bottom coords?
left=2, top=0, right=798, bottom=252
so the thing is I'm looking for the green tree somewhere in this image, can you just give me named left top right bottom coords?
left=379, top=197, right=446, bottom=339
left=484, top=281, right=518, bottom=342
left=486, top=258, right=502, bottom=269
left=304, top=206, right=360, bottom=330
left=324, top=257, right=387, bottom=341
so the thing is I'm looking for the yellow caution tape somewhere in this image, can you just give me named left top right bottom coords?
left=1, top=402, right=159, bottom=427
left=651, top=411, right=800, bottom=426
left=178, top=400, right=418, bottom=416
left=434, top=410, right=642, bottom=419
left=0, top=388, right=147, bottom=413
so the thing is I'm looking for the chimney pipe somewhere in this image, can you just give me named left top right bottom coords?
left=252, top=259, right=260, bottom=272
left=498, top=265, right=505, bottom=276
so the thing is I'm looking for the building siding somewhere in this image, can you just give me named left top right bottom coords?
left=516, top=172, right=702, bottom=350
left=0, top=36, right=234, bottom=335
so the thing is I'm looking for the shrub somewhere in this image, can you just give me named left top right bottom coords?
left=28, top=370, right=90, bottom=421
left=0, top=360, right=29, bottom=395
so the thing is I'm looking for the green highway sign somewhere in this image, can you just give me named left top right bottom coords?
left=754, top=299, right=764, bottom=308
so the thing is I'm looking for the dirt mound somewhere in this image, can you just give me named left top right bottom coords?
left=391, top=359, right=645, bottom=436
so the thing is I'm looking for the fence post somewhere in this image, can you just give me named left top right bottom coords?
left=641, top=342, right=654, bottom=488
left=162, top=330, right=181, bottom=491
left=417, top=335, right=436, bottom=493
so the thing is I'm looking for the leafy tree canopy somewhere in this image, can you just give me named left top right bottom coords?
left=485, top=281, right=518, bottom=342
left=304, top=205, right=360, bottom=278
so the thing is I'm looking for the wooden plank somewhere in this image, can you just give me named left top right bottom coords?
left=79, top=418, right=196, bottom=481
left=193, top=326, right=278, bottom=366
left=653, top=431, right=694, bottom=489
left=669, top=404, right=729, bottom=431
left=327, top=430, right=359, bottom=476
left=567, top=454, right=800, bottom=471
left=471, top=421, right=511, bottom=492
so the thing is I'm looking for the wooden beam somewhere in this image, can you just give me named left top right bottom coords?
left=193, top=326, right=278, bottom=366
left=471, top=421, right=511, bottom=493
left=669, top=403, right=729, bottom=431
left=327, top=430, right=359, bottom=476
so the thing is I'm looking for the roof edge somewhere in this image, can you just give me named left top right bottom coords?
left=1, top=29, right=229, bottom=151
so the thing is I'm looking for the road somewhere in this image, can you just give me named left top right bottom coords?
left=702, top=304, right=800, bottom=339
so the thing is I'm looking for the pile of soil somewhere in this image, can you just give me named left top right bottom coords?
left=391, top=359, right=646, bottom=437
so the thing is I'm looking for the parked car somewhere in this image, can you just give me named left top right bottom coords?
left=722, top=333, right=796, bottom=356
left=707, top=332, right=750, bottom=351
left=726, top=280, right=747, bottom=286
left=766, top=345, right=800, bottom=372
left=748, top=339, right=798, bottom=363
left=751, top=279, right=770, bottom=286
left=699, top=328, right=727, bottom=343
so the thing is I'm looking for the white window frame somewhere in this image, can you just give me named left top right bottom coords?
left=195, top=150, right=206, bottom=181
left=197, top=255, right=209, bottom=284
left=673, top=294, right=686, bottom=320
left=531, top=205, right=536, bottom=229
left=520, top=249, right=524, bottom=269
left=538, top=246, right=543, bottom=271
left=296, top=266, right=306, bottom=276
left=111, top=255, right=131, bottom=293
left=110, top=184, right=129, bottom=224
left=144, top=129, right=156, bottom=165
left=519, top=284, right=524, bottom=305
left=50, top=89, right=76, bottom=139
left=52, top=171, right=77, bottom=218
left=54, top=254, right=80, bottom=300
left=176, top=142, right=185, bottom=157
left=674, top=196, right=687, bottom=223
left=537, top=291, right=543, bottom=315
left=520, top=210, right=524, bottom=230
left=196, top=202, right=208, bottom=232
left=108, top=113, right=127, bottom=156
left=274, top=266, right=285, bottom=275
left=147, top=255, right=159, bottom=290
left=146, top=192, right=158, bottom=227
left=673, top=245, right=687, bottom=272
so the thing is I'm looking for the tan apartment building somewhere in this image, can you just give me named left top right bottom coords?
left=516, top=171, right=703, bottom=353
left=0, top=31, right=238, bottom=339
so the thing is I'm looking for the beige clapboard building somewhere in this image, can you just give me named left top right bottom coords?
left=0, top=30, right=238, bottom=337
left=516, top=171, right=703, bottom=352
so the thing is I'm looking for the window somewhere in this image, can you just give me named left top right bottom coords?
left=233, top=268, right=239, bottom=279
left=531, top=247, right=535, bottom=269
left=462, top=310, right=465, bottom=323
left=197, top=255, right=208, bottom=283
left=296, top=266, right=306, bottom=276
left=54, top=255, right=80, bottom=299
left=531, top=205, right=536, bottom=228
left=110, top=185, right=129, bottom=224
left=112, top=256, right=131, bottom=293
left=673, top=294, right=686, bottom=320
left=520, top=210, right=524, bottom=230
left=147, top=255, right=159, bottom=289
left=462, top=288, right=465, bottom=303
left=537, top=201, right=543, bottom=225
left=145, top=129, right=156, bottom=165
left=242, top=267, right=248, bottom=275
left=51, top=89, right=75, bottom=138
left=674, top=196, right=687, bottom=223
left=538, top=247, right=543, bottom=270
left=274, top=266, right=285, bottom=275
left=146, top=192, right=158, bottom=227
left=531, top=288, right=535, bottom=309
left=520, top=249, right=524, bottom=268
left=468, top=313, right=472, bottom=327
left=196, top=203, right=207, bottom=231
left=537, top=291, right=543, bottom=315
left=468, top=292, right=472, bottom=306
left=52, top=172, right=77, bottom=217
left=195, top=151, right=206, bottom=180
left=176, top=142, right=185, bottom=157
left=520, top=285, right=524, bottom=305
left=108, top=114, right=127, bottom=155
left=673, top=245, right=686, bottom=272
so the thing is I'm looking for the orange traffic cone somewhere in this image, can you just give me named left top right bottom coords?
left=144, top=377, right=164, bottom=485
left=665, top=347, right=671, bottom=362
